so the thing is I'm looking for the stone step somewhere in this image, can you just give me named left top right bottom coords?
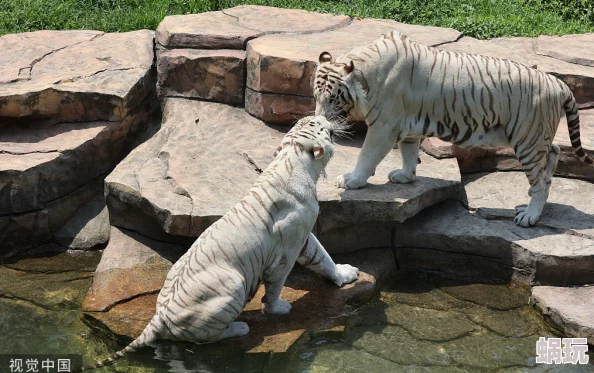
left=105, top=98, right=461, bottom=247
left=82, top=225, right=397, bottom=355
left=531, top=285, right=594, bottom=345
left=0, top=30, right=155, bottom=126
left=422, top=108, right=594, bottom=182
left=393, top=171, right=594, bottom=286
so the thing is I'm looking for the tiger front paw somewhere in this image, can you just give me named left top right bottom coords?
left=514, top=205, right=540, bottom=227
left=388, top=169, right=416, bottom=184
left=336, top=173, right=367, bottom=190
left=333, top=264, right=359, bottom=287
left=264, top=298, right=292, bottom=315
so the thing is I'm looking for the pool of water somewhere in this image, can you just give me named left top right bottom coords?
left=1, top=249, right=592, bottom=373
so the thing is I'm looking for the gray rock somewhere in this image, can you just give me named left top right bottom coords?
left=531, top=285, right=594, bottom=343
left=53, top=195, right=110, bottom=250
left=0, top=177, right=104, bottom=258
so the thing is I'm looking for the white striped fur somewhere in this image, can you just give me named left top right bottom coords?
left=314, top=31, right=593, bottom=227
left=73, top=116, right=358, bottom=372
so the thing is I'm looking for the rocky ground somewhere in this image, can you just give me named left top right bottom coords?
left=1, top=4, right=593, bottom=360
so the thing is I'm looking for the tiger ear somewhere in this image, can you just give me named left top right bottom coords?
left=319, top=52, right=333, bottom=63
left=344, top=60, right=354, bottom=74
left=313, top=146, right=325, bottom=160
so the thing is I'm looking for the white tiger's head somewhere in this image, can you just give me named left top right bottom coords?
left=275, top=116, right=344, bottom=171
left=314, top=52, right=368, bottom=123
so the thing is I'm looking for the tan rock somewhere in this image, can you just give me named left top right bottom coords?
left=157, top=49, right=246, bottom=105
left=0, top=30, right=155, bottom=126
left=82, top=227, right=188, bottom=313
left=156, top=6, right=350, bottom=50
left=244, top=88, right=314, bottom=125
left=106, top=98, right=283, bottom=238
left=531, top=285, right=594, bottom=342
left=536, top=33, right=594, bottom=67
left=421, top=137, right=455, bottom=159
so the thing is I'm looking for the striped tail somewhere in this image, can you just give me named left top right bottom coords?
left=564, top=93, right=594, bottom=164
left=70, top=316, right=159, bottom=372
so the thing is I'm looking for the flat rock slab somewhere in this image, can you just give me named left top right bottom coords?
left=536, top=34, right=594, bottom=68
left=531, top=285, right=594, bottom=343
left=421, top=108, right=594, bottom=182
left=106, top=98, right=461, bottom=245
left=393, top=171, right=594, bottom=285
left=0, top=30, right=155, bottom=126
left=156, top=6, right=351, bottom=50
left=82, top=225, right=396, bottom=354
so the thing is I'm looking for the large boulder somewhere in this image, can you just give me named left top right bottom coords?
left=105, top=98, right=462, bottom=250
left=0, top=30, right=155, bottom=126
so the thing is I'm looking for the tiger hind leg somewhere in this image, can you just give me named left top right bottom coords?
left=514, top=145, right=551, bottom=227
left=389, top=138, right=421, bottom=184
left=525, top=144, right=559, bottom=196
left=218, top=322, right=249, bottom=341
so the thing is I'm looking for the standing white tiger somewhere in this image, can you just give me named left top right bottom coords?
left=314, top=30, right=593, bottom=227
left=73, top=116, right=358, bottom=372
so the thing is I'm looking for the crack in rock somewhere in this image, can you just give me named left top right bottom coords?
left=28, top=33, right=105, bottom=79
left=241, top=151, right=263, bottom=174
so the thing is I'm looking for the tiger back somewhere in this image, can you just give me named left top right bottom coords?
left=314, top=30, right=593, bottom=227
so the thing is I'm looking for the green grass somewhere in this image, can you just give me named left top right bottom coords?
left=1, top=0, right=593, bottom=39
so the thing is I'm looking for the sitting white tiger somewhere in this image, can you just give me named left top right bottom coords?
left=314, top=30, right=593, bottom=227
left=74, top=116, right=358, bottom=372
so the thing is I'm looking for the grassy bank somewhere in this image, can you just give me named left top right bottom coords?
left=1, top=0, right=593, bottom=38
